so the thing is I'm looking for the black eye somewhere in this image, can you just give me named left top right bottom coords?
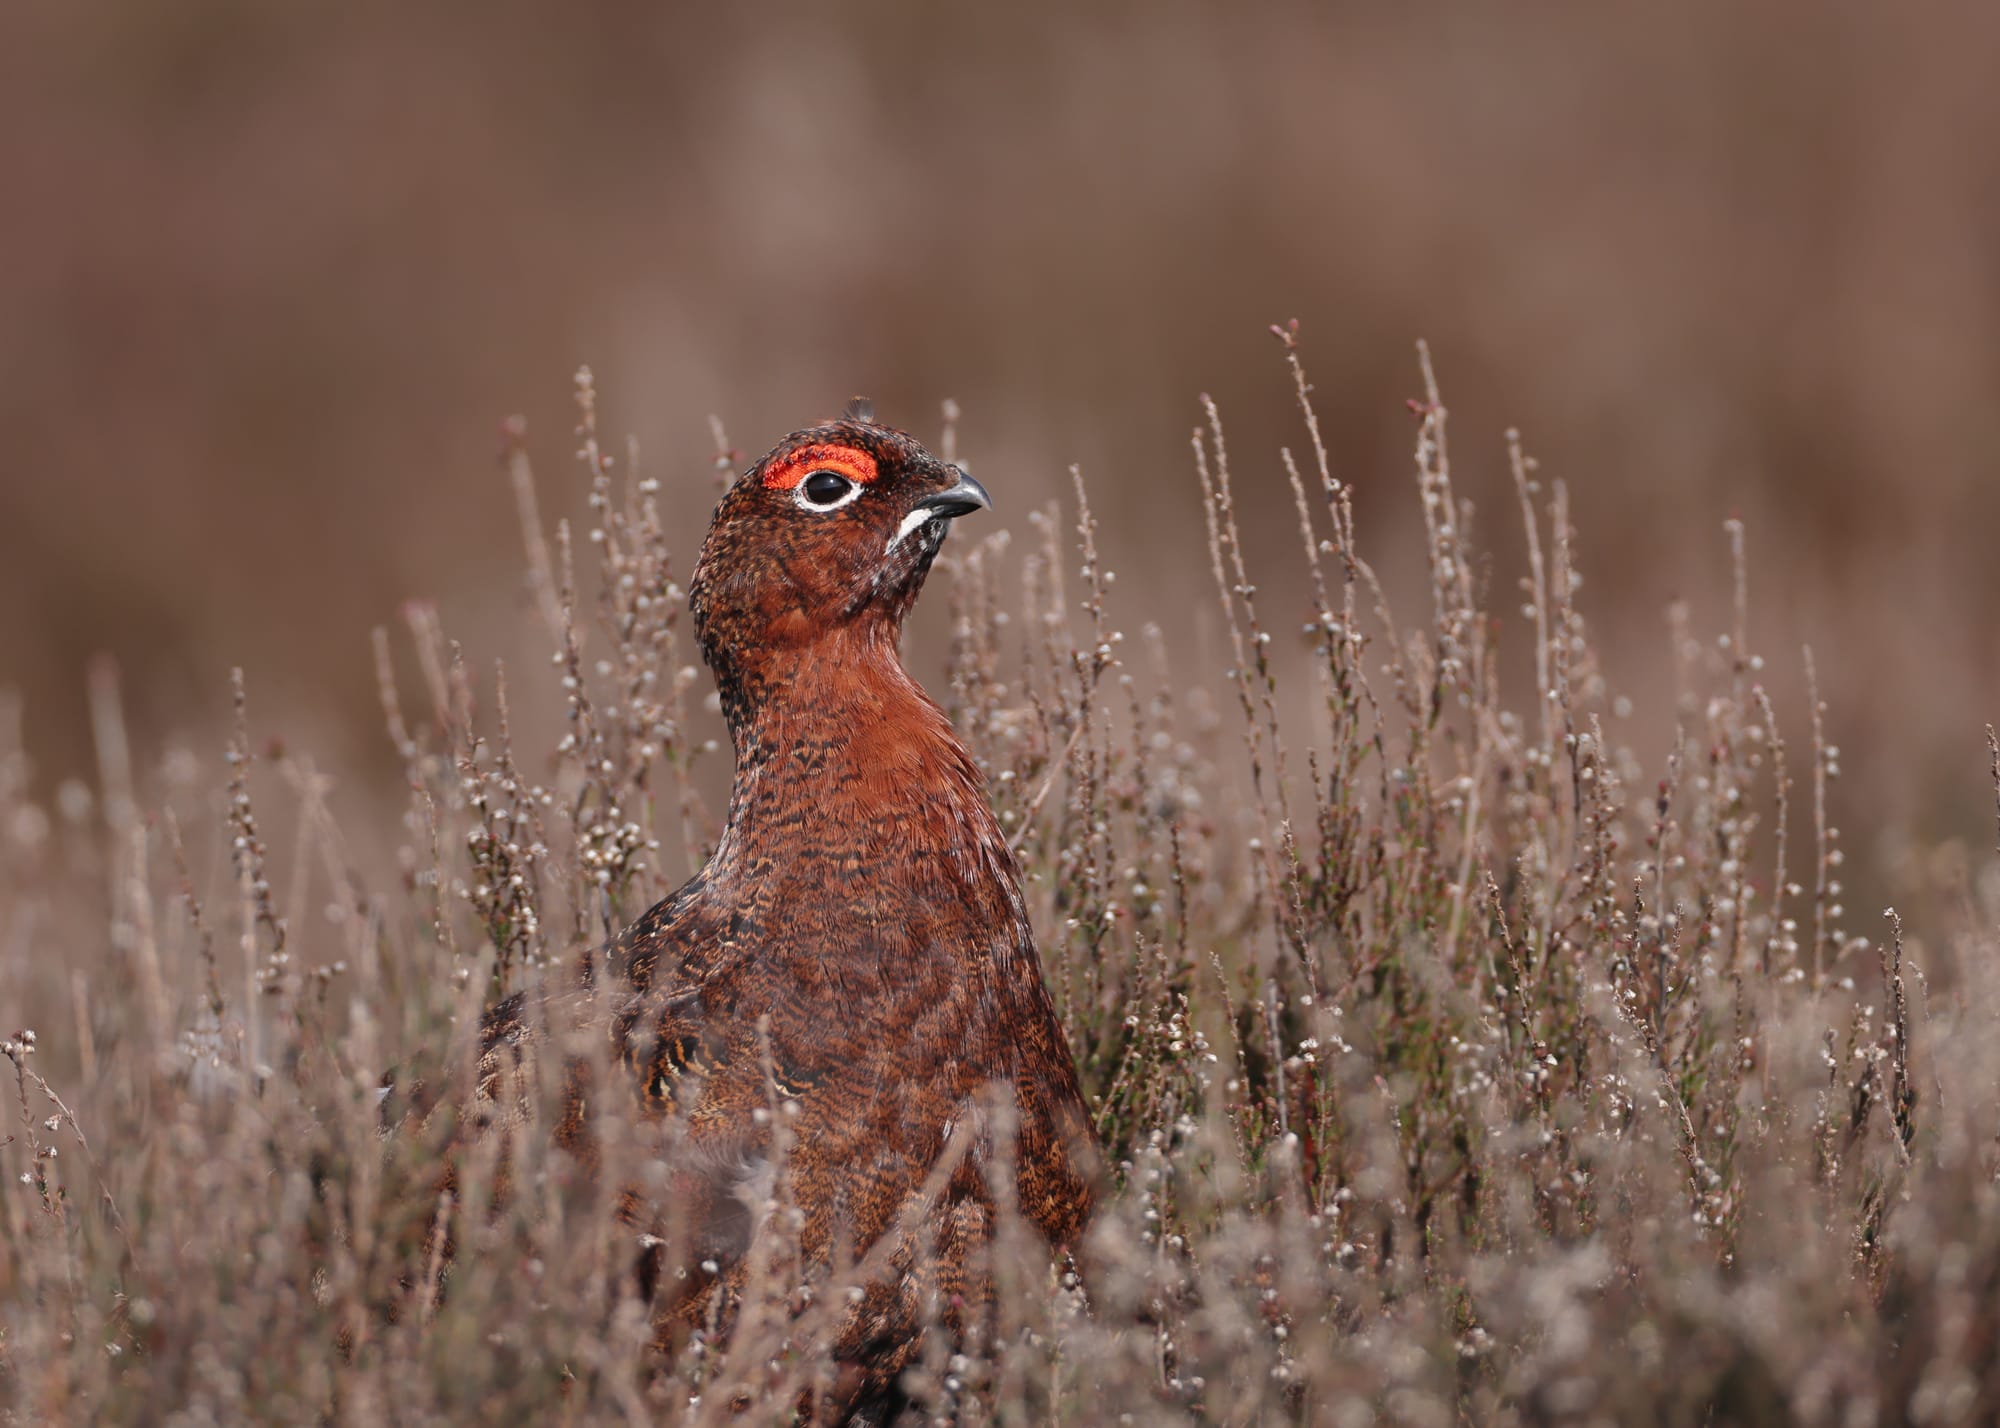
left=800, top=470, right=853, bottom=508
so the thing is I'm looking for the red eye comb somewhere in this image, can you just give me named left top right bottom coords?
left=761, top=443, right=879, bottom=492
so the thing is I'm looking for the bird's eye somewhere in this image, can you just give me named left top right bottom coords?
left=797, top=470, right=857, bottom=510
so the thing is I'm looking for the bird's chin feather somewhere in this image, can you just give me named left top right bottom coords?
left=867, top=520, right=947, bottom=607
left=884, top=509, right=944, bottom=555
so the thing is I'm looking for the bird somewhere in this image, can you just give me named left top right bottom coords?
left=592, top=406, right=1097, bottom=1420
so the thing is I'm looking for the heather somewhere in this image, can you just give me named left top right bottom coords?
left=3, top=342, right=1996, bottom=1426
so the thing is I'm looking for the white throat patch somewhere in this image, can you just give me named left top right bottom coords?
left=886, top=509, right=941, bottom=554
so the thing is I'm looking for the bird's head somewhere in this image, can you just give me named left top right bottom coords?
left=691, top=407, right=990, bottom=706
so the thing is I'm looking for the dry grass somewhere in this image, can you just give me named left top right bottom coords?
left=4, top=337, right=1998, bottom=1426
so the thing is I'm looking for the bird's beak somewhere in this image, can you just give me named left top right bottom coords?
left=887, top=470, right=993, bottom=554
left=913, top=470, right=992, bottom=521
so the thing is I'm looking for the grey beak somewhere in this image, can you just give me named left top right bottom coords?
left=914, top=470, right=992, bottom=520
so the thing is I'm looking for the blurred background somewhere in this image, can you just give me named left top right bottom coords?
left=5, top=2, right=1998, bottom=863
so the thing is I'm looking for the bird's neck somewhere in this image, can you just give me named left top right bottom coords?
left=710, top=623, right=1003, bottom=868
left=718, top=620, right=927, bottom=753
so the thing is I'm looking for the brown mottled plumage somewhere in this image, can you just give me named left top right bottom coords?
left=600, top=413, right=1096, bottom=1418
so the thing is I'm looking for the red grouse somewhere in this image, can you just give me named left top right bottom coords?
left=604, top=409, right=1095, bottom=1416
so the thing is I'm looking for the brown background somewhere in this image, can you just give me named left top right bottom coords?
left=4, top=3, right=1998, bottom=863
